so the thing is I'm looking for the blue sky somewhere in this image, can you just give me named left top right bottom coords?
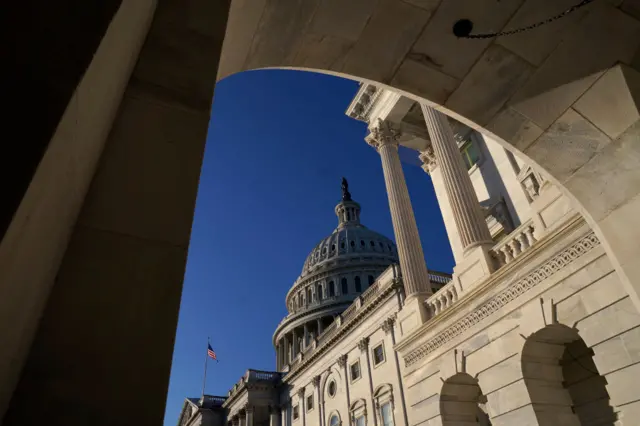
left=163, top=70, right=455, bottom=425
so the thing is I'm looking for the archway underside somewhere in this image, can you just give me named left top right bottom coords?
left=219, top=0, right=640, bottom=310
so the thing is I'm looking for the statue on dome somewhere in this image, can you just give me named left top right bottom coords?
left=341, top=177, right=352, bottom=201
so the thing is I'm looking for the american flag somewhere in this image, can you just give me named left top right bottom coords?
left=207, top=343, right=217, bottom=361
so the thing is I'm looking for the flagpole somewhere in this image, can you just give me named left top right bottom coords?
left=201, top=336, right=210, bottom=399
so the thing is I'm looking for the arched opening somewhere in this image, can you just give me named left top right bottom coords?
left=440, top=373, right=490, bottom=426
left=521, top=324, right=616, bottom=425
left=355, top=276, right=362, bottom=292
left=341, top=278, right=348, bottom=295
left=318, top=284, right=323, bottom=301
left=367, top=275, right=374, bottom=286
left=328, top=281, right=335, bottom=297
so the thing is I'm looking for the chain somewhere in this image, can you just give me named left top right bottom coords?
left=454, top=0, right=595, bottom=39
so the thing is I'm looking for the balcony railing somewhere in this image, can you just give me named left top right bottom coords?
left=491, top=219, right=537, bottom=266
left=425, top=280, right=459, bottom=316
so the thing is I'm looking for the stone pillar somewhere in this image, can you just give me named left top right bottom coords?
left=419, top=105, right=492, bottom=252
left=239, top=412, right=246, bottom=426
left=246, top=406, right=254, bottom=426
left=293, top=329, right=299, bottom=357
left=317, top=318, right=324, bottom=335
left=367, top=120, right=432, bottom=300
left=313, top=375, right=323, bottom=426
left=270, top=406, right=281, bottom=426
left=358, top=337, right=377, bottom=426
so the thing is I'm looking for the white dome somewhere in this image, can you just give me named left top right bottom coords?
left=301, top=224, right=398, bottom=277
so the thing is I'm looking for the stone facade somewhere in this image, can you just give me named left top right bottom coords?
left=177, top=84, right=640, bottom=426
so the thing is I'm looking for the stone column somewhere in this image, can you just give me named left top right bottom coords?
left=419, top=105, right=492, bottom=252
left=313, top=375, right=323, bottom=426
left=358, top=337, right=377, bottom=426
left=246, top=406, right=254, bottom=426
left=317, top=318, right=324, bottom=335
left=270, top=406, right=281, bottom=426
left=367, top=120, right=432, bottom=299
left=239, top=412, right=246, bottom=426
left=292, top=329, right=299, bottom=358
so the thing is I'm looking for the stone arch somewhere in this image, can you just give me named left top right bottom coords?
left=521, top=323, right=616, bottom=425
left=327, top=410, right=342, bottom=426
left=439, top=373, right=491, bottom=426
left=218, top=0, right=640, bottom=313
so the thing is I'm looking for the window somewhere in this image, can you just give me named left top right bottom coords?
left=355, top=276, right=361, bottom=292
left=360, top=240, right=365, bottom=247
left=329, top=414, right=340, bottom=426
left=331, top=244, right=336, bottom=251
left=350, top=240, right=355, bottom=247
left=307, top=394, right=314, bottom=411
left=372, top=343, right=385, bottom=366
left=461, top=140, right=481, bottom=170
left=318, top=284, right=323, bottom=301
left=329, top=281, right=335, bottom=297
left=380, top=403, right=393, bottom=426
left=341, top=278, right=348, bottom=295
left=370, top=240, right=375, bottom=247
left=350, top=360, right=361, bottom=382
left=328, top=380, right=337, bottom=398
left=368, top=275, right=374, bottom=286
left=307, top=288, right=312, bottom=302
left=355, top=415, right=365, bottom=426
left=293, top=405, right=300, bottom=420
left=341, top=241, right=345, bottom=249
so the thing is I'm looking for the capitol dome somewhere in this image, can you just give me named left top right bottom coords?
left=273, top=179, right=399, bottom=370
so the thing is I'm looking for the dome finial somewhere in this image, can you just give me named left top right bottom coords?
left=341, top=177, right=352, bottom=201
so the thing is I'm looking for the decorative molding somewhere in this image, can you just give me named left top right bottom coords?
left=357, top=337, right=370, bottom=353
left=337, top=354, right=348, bottom=368
left=367, top=120, right=401, bottom=151
left=419, top=146, right=437, bottom=175
left=381, top=317, right=396, bottom=334
left=517, top=164, right=545, bottom=203
left=404, top=232, right=600, bottom=366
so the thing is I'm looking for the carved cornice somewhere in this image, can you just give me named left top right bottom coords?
left=367, top=120, right=400, bottom=151
left=381, top=316, right=396, bottom=334
left=337, top=354, right=348, bottom=368
left=403, top=231, right=600, bottom=366
left=419, top=146, right=437, bottom=175
left=357, top=337, right=370, bottom=352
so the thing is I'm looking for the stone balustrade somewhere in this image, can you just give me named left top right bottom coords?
left=491, top=219, right=538, bottom=266
left=227, top=369, right=282, bottom=399
left=200, top=395, right=227, bottom=407
left=425, top=280, right=459, bottom=317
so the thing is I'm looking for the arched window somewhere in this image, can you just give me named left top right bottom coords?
left=350, top=240, right=355, bottom=248
left=370, top=240, right=375, bottom=247
left=374, top=385, right=395, bottom=426
left=307, top=287, right=312, bottom=302
left=329, top=414, right=340, bottom=426
left=360, top=240, right=365, bottom=247
left=368, top=275, right=375, bottom=286
left=331, top=244, right=336, bottom=251
left=355, top=276, right=361, bottom=292
left=317, top=284, right=323, bottom=301
left=341, top=278, right=348, bottom=295
left=328, top=281, right=335, bottom=297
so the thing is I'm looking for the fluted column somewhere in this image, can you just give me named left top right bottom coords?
left=367, top=120, right=432, bottom=299
left=420, top=105, right=492, bottom=251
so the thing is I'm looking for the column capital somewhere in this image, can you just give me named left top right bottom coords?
left=381, top=316, right=396, bottom=334
left=312, top=375, right=321, bottom=388
left=357, top=337, right=369, bottom=353
left=336, top=354, right=348, bottom=368
left=366, top=119, right=400, bottom=151
left=244, top=405, right=254, bottom=414
left=297, top=387, right=305, bottom=397
left=419, top=145, right=437, bottom=175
